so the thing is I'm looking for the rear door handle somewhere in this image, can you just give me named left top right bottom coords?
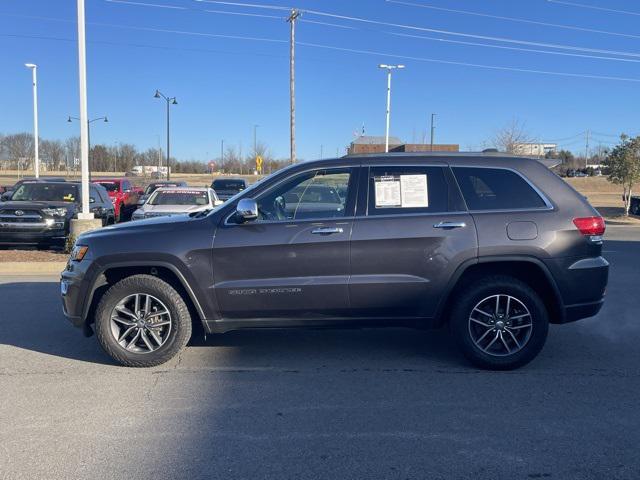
left=311, top=227, right=344, bottom=235
left=433, top=221, right=466, bottom=229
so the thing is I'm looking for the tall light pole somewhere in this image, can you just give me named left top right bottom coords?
left=378, top=64, right=405, bottom=153
left=25, top=63, right=39, bottom=178
left=68, top=115, right=108, bottom=171
left=430, top=113, right=436, bottom=151
left=76, top=0, right=92, bottom=219
left=287, top=9, right=300, bottom=164
left=154, top=90, right=177, bottom=180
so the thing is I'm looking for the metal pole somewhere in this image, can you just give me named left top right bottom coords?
left=385, top=68, right=391, bottom=153
left=77, top=0, right=92, bottom=218
left=288, top=9, right=300, bottom=164
left=30, top=66, right=40, bottom=178
left=166, top=99, right=171, bottom=180
left=430, top=113, right=436, bottom=152
left=221, top=139, right=224, bottom=173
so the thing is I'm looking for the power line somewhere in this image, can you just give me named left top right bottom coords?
left=388, top=31, right=640, bottom=64
left=109, top=0, right=640, bottom=60
left=297, top=41, right=640, bottom=83
left=547, top=0, right=640, bottom=17
left=105, top=0, right=186, bottom=9
left=4, top=12, right=640, bottom=84
left=386, top=0, right=640, bottom=40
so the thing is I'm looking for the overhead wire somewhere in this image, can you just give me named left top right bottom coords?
left=385, top=0, right=640, bottom=40
left=547, top=0, right=640, bottom=17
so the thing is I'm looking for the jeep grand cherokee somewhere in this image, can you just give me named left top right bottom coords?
left=60, top=154, right=608, bottom=369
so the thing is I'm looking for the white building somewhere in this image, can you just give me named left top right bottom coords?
left=512, top=143, right=557, bottom=156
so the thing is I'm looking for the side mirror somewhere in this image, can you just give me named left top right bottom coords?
left=214, top=199, right=224, bottom=206
left=90, top=197, right=96, bottom=204
left=236, top=198, right=258, bottom=222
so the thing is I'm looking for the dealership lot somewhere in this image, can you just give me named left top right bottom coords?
left=0, top=225, right=639, bottom=479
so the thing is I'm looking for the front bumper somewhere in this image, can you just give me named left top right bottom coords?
left=60, top=257, right=98, bottom=334
left=0, top=224, right=67, bottom=244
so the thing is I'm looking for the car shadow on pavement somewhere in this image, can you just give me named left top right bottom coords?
left=0, top=281, right=116, bottom=366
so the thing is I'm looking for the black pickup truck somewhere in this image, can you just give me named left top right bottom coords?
left=0, top=181, right=115, bottom=248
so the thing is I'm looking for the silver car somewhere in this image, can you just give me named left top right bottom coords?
left=131, top=187, right=221, bottom=220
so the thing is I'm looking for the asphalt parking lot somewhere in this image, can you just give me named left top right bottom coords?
left=1, top=226, right=639, bottom=480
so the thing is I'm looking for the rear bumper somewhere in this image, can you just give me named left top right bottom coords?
left=545, top=255, right=609, bottom=323
left=562, top=299, right=605, bottom=323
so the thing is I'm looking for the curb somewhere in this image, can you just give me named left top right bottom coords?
left=0, top=262, right=67, bottom=275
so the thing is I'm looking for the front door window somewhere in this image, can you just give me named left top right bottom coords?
left=256, top=169, right=352, bottom=221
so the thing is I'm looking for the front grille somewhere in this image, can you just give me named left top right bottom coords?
left=0, top=210, right=43, bottom=223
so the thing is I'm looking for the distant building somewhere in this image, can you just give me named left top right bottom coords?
left=512, top=143, right=557, bottom=156
left=348, top=136, right=459, bottom=155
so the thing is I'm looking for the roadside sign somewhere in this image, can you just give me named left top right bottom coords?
left=256, top=155, right=263, bottom=173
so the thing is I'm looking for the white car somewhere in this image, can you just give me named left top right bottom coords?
left=131, top=187, right=222, bottom=220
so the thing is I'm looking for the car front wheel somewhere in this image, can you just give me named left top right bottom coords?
left=450, top=275, right=549, bottom=370
left=94, top=274, right=192, bottom=367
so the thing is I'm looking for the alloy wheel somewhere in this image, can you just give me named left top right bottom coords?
left=109, top=293, right=172, bottom=354
left=468, top=294, right=533, bottom=357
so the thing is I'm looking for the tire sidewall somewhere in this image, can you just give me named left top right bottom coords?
left=95, top=275, right=191, bottom=367
left=451, top=277, right=549, bottom=370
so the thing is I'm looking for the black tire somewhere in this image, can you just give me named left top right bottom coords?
left=450, top=275, right=549, bottom=370
left=95, top=274, right=192, bottom=367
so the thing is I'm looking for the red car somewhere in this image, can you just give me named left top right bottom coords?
left=92, top=178, right=141, bottom=221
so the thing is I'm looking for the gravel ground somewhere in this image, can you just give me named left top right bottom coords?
left=0, top=249, right=68, bottom=262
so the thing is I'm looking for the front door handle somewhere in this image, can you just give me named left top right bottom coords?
left=311, top=227, right=344, bottom=235
left=433, top=221, right=466, bottom=229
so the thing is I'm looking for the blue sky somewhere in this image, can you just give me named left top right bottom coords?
left=1, top=0, right=640, bottom=161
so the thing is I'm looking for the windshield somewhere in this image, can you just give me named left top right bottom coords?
left=148, top=190, right=209, bottom=206
left=213, top=179, right=245, bottom=191
left=11, top=183, right=79, bottom=202
left=95, top=181, right=119, bottom=192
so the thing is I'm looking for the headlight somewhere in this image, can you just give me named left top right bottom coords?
left=42, top=207, right=67, bottom=217
left=70, top=245, right=89, bottom=262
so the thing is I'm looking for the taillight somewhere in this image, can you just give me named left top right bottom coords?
left=573, top=216, right=606, bottom=236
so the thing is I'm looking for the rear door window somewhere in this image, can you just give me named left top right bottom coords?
left=452, top=167, right=547, bottom=211
left=367, top=166, right=452, bottom=215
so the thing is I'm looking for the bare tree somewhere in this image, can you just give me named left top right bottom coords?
left=40, top=139, right=65, bottom=171
left=491, top=118, right=536, bottom=154
left=3, top=133, right=34, bottom=168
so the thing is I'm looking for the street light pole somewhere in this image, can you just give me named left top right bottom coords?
left=25, top=63, right=39, bottom=178
left=378, top=64, right=405, bottom=153
left=68, top=116, right=108, bottom=173
left=154, top=90, right=177, bottom=180
left=430, top=113, right=436, bottom=152
left=287, top=9, right=300, bottom=164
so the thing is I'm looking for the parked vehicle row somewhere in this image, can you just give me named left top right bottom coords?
left=61, top=153, right=609, bottom=370
left=0, top=181, right=115, bottom=248
left=0, top=175, right=250, bottom=248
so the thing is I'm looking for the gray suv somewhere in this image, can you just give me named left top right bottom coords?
left=60, top=154, right=609, bottom=369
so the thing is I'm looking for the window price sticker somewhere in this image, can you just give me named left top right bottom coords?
left=374, top=174, right=428, bottom=208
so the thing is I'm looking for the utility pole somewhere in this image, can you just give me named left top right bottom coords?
left=25, top=64, right=39, bottom=178
left=320, top=144, right=323, bottom=159
left=585, top=129, right=590, bottom=169
left=220, top=139, right=224, bottom=173
left=287, top=9, right=300, bottom=164
left=430, top=113, right=436, bottom=151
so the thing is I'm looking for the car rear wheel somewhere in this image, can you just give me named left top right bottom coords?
left=450, top=275, right=548, bottom=370
left=94, top=274, right=192, bottom=367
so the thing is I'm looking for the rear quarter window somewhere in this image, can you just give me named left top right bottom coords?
left=452, top=167, right=547, bottom=211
